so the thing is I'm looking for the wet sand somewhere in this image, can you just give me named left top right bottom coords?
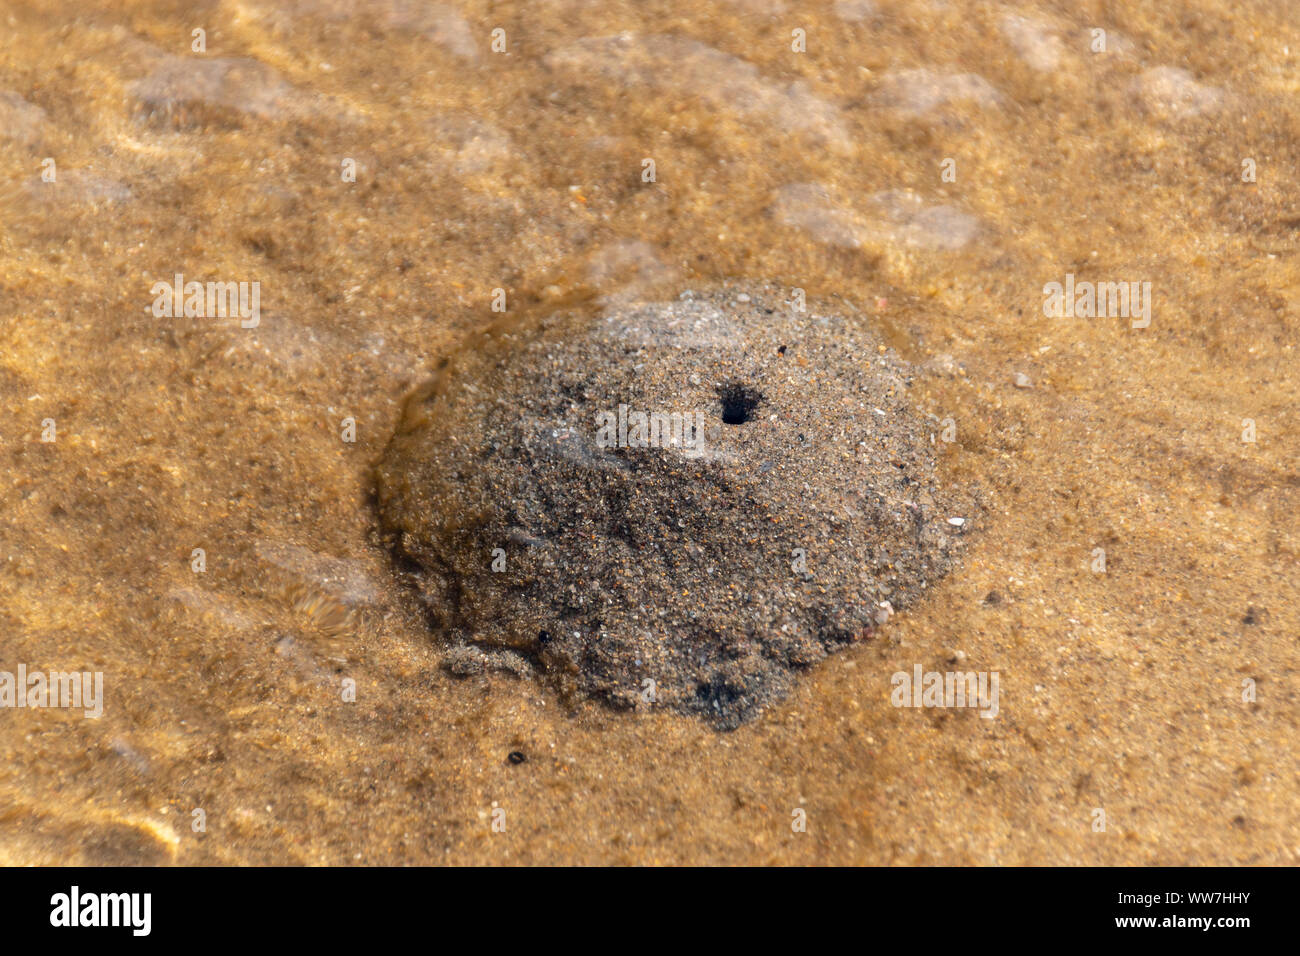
left=0, top=0, right=1296, bottom=864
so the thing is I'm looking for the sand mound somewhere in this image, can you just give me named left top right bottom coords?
left=377, top=285, right=973, bottom=727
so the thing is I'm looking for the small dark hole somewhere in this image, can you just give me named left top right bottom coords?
left=717, top=383, right=762, bottom=425
left=696, top=679, right=742, bottom=707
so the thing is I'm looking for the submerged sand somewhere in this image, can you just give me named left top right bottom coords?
left=0, top=0, right=1296, bottom=864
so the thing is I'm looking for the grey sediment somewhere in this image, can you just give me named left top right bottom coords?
left=376, top=282, right=973, bottom=728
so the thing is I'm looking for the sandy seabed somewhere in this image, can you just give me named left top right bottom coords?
left=0, top=0, right=1297, bottom=864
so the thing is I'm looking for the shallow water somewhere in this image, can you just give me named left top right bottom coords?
left=1, top=0, right=1297, bottom=864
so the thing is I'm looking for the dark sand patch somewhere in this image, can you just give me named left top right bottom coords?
left=377, top=285, right=975, bottom=727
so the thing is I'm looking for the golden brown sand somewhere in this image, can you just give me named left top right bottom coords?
left=0, top=0, right=1296, bottom=864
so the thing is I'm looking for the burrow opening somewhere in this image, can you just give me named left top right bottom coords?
left=717, top=383, right=763, bottom=425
